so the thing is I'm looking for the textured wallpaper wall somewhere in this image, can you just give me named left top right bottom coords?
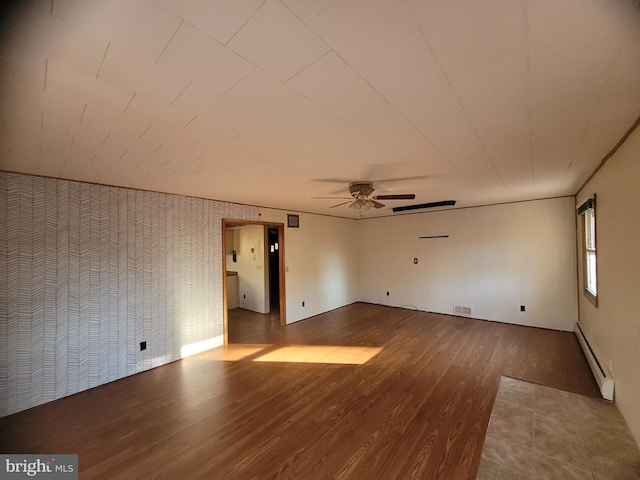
left=0, top=172, right=258, bottom=417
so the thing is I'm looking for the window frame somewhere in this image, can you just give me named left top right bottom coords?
left=580, top=197, right=598, bottom=307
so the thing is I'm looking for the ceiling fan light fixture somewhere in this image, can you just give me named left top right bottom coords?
left=349, top=197, right=375, bottom=215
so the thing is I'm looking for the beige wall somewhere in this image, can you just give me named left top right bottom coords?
left=226, top=225, right=270, bottom=314
left=258, top=208, right=360, bottom=324
left=576, top=126, right=640, bottom=445
left=357, top=197, right=579, bottom=331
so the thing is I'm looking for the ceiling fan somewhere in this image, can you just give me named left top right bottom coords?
left=312, top=181, right=416, bottom=215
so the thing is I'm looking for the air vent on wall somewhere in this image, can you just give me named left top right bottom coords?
left=454, top=305, right=471, bottom=316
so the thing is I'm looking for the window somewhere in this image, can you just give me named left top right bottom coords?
left=579, top=196, right=598, bottom=306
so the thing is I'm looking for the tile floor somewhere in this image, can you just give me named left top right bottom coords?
left=477, top=376, right=640, bottom=480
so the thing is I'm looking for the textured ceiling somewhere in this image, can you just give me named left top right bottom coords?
left=1, top=0, right=639, bottom=218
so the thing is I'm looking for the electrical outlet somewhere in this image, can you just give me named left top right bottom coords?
left=413, top=258, right=418, bottom=264
left=520, top=305, right=525, bottom=312
left=140, top=341, right=147, bottom=351
left=386, top=291, right=390, bottom=296
left=302, top=301, right=305, bottom=307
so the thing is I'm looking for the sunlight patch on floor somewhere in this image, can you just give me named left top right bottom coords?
left=252, top=345, right=383, bottom=365
left=206, top=344, right=273, bottom=361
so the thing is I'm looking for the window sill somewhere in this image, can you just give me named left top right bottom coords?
left=584, top=289, right=598, bottom=307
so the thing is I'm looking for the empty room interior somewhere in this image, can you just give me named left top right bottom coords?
left=1, top=1, right=640, bottom=478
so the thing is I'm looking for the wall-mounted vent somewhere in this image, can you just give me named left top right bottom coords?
left=575, top=323, right=614, bottom=401
left=454, top=305, right=471, bottom=316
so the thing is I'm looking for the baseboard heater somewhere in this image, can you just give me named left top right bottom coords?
left=575, top=323, right=614, bottom=401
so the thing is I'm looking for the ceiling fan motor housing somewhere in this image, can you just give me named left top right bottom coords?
left=349, top=181, right=375, bottom=198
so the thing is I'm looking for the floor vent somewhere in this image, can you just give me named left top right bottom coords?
left=453, top=305, right=471, bottom=316
left=575, top=323, right=614, bottom=401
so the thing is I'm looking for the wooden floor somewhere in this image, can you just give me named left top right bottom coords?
left=0, top=303, right=599, bottom=479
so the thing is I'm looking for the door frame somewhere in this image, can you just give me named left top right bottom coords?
left=222, top=219, right=286, bottom=344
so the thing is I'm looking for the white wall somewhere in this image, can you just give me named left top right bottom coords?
left=357, top=197, right=579, bottom=331
left=258, top=209, right=359, bottom=324
left=576, top=125, right=640, bottom=445
left=226, top=225, right=269, bottom=314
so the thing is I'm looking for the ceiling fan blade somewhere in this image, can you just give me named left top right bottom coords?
left=311, top=196, right=352, bottom=200
left=373, top=175, right=430, bottom=183
left=312, top=178, right=352, bottom=184
left=374, top=194, right=416, bottom=200
left=372, top=200, right=385, bottom=209
left=329, top=201, right=352, bottom=209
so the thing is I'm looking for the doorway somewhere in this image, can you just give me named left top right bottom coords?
left=268, top=227, right=280, bottom=318
left=222, top=220, right=286, bottom=344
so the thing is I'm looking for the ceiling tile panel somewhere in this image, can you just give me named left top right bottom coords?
left=4, top=8, right=108, bottom=78
left=527, top=0, right=627, bottom=74
left=60, top=140, right=113, bottom=181
left=119, top=94, right=199, bottom=146
left=224, top=68, right=302, bottom=117
left=169, top=82, right=246, bottom=126
left=46, top=60, right=135, bottom=115
left=602, top=42, right=640, bottom=100
left=309, top=0, right=417, bottom=66
left=250, top=123, right=334, bottom=161
left=154, top=0, right=265, bottom=45
left=528, top=53, right=612, bottom=104
left=434, top=10, right=524, bottom=85
left=0, top=102, right=45, bottom=167
left=405, top=0, right=522, bottom=52
left=355, top=32, right=450, bottom=103
left=406, top=101, right=467, bottom=139
left=388, top=78, right=457, bottom=121
left=281, top=0, right=337, bottom=24
left=452, top=59, right=527, bottom=127
left=74, top=106, right=119, bottom=148
left=222, top=132, right=280, bottom=158
left=227, top=0, right=330, bottom=81
left=0, top=48, right=47, bottom=102
left=157, top=22, right=254, bottom=93
left=98, top=43, right=191, bottom=105
left=501, top=175, right=534, bottom=200
left=53, top=0, right=181, bottom=63
left=530, top=92, right=599, bottom=153
left=425, top=121, right=498, bottom=177
left=474, top=113, right=531, bottom=176
left=287, top=51, right=426, bottom=165
left=286, top=52, right=365, bottom=106
left=222, top=108, right=274, bottom=136
left=355, top=109, right=455, bottom=175
left=174, top=117, right=241, bottom=147
left=274, top=98, right=391, bottom=163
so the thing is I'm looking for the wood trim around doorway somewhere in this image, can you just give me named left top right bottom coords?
left=222, top=219, right=286, bottom=344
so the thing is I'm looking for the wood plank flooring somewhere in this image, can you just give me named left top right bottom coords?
left=0, top=303, right=599, bottom=479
